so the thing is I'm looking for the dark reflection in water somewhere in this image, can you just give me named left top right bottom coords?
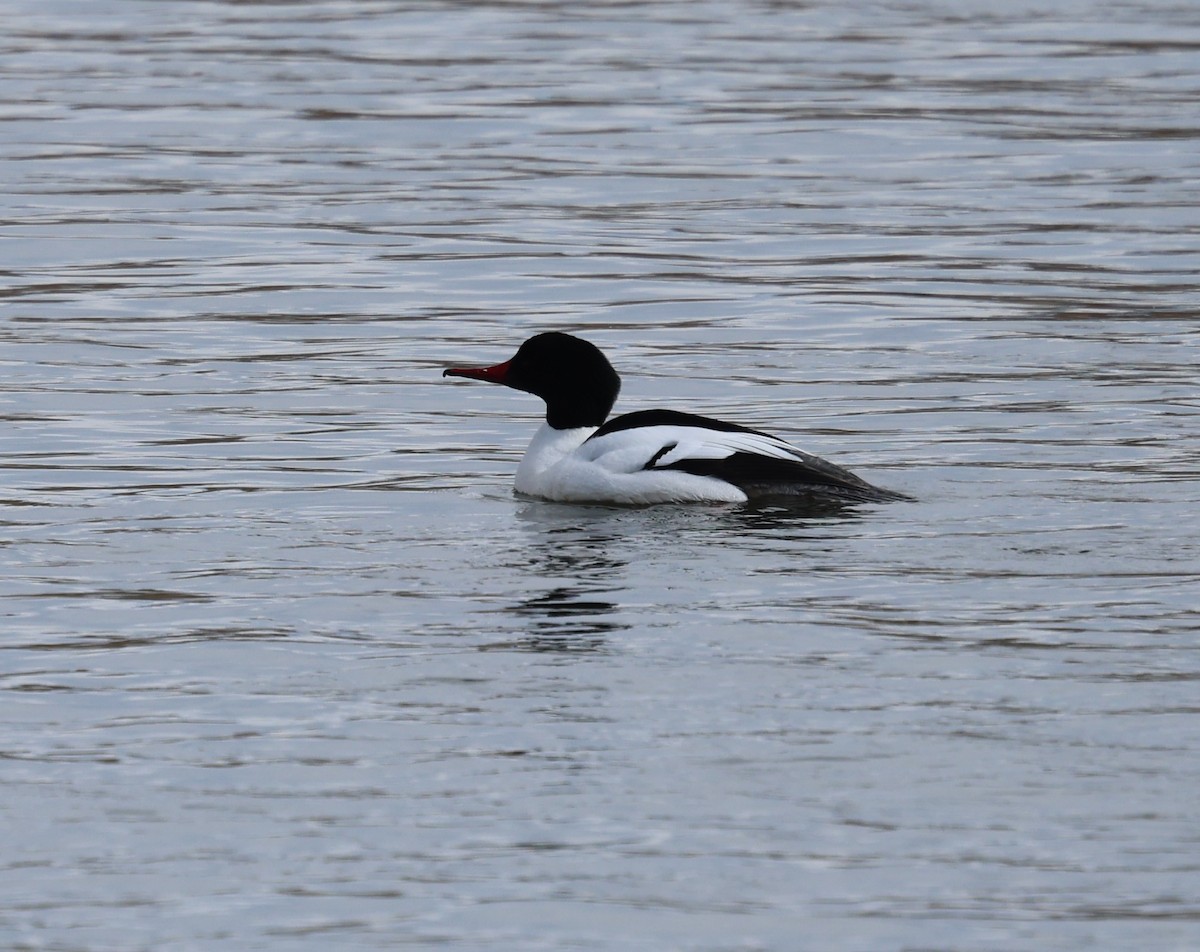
left=496, top=496, right=877, bottom=649
left=730, top=496, right=874, bottom=529
left=500, top=587, right=625, bottom=651
left=502, top=507, right=630, bottom=649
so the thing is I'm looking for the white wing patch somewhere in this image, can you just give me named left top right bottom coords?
left=652, top=429, right=807, bottom=468
left=581, top=425, right=807, bottom=474
left=514, top=419, right=898, bottom=505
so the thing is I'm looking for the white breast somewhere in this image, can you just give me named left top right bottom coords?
left=513, top=423, right=748, bottom=504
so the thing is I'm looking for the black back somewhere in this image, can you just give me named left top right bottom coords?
left=590, top=408, right=909, bottom=503
left=589, top=408, right=776, bottom=441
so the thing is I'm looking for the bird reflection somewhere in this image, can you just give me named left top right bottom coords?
left=504, top=586, right=625, bottom=652
left=492, top=504, right=632, bottom=652
left=488, top=496, right=868, bottom=652
left=730, top=494, right=870, bottom=531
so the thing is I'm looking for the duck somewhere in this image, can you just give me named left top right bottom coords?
left=444, top=332, right=907, bottom=505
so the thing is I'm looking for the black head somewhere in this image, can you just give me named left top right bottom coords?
left=444, top=332, right=621, bottom=429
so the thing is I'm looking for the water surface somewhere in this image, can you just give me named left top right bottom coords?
left=3, top=1, right=1199, bottom=949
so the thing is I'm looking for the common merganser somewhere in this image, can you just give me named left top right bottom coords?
left=444, top=332, right=908, bottom=505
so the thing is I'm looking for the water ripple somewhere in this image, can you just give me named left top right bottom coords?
left=3, top=2, right=1200, bottom=950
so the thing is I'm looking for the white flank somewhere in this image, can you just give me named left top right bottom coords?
left=512, top=423, right=771, bottom=505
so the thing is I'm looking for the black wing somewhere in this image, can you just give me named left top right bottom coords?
left=592, top=409, right=907, bottom=503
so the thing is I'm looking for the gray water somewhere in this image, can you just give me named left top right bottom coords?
left=3, top=1, right=1199, bottom=949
